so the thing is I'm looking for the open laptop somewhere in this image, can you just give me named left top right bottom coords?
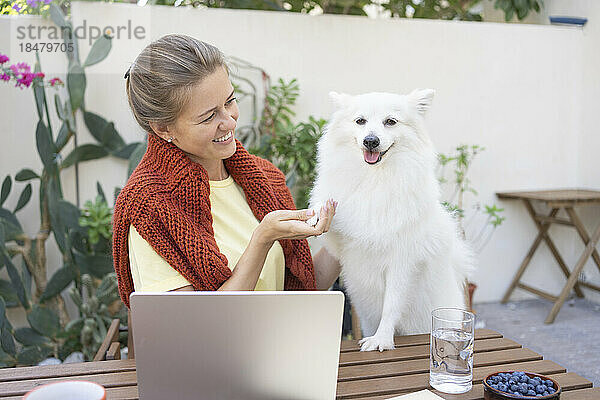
left=130, top=291, right=345, bottom=400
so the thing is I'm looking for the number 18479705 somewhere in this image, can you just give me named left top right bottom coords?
left=19, top=42, right=73, bottom=53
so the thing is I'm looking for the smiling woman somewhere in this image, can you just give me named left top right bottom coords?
left=112, top=34, right=341, bottom=307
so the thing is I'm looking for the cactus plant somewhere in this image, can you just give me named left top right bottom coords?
left=0, top=4, right=139, bottom=366
left=63, top=273, right=126, bottom=361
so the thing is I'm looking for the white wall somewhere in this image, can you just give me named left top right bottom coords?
left=483, top=0, right=600, bottom=303
left=1, top=1, right=599, bottom=315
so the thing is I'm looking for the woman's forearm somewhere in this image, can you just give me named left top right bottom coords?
left=313, top=247, right=342, bottom=290
left=173, top=241, right=339, bottom=291
left=217, top=227, right=274, bottom=291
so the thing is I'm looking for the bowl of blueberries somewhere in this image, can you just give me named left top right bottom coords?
left=483, top=371, right=561, bottom=399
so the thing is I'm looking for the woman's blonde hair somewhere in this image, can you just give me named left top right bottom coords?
left=125, top=34, right=226, bottom=133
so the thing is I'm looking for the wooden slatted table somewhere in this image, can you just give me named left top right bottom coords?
left=0, top=329, right=594, bottom=399
left=496, top=189, right=600, bottom=323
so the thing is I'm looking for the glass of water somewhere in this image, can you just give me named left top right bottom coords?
left=429, top=307, right=475, bottom=394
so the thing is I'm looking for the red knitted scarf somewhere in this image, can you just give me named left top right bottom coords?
left=112, top=134, right=316, bottom=307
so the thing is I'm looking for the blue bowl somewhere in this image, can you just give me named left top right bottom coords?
left=549, top=16, right=588, bottom=26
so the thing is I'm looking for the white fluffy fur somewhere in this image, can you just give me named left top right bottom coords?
left=308, top=89, right=476, bottom=352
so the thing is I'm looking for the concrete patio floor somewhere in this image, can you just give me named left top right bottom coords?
left=474, top=298, right=600, bottom=387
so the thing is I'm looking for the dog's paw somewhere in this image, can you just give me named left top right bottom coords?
left=305, top=203, right=322, bottom=227
left=358, top=334, right=395, bottom=352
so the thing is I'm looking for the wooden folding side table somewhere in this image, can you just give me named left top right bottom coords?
left=496, top=189, right=600, bottom=323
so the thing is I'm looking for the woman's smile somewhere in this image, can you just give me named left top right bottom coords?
left=213, top=130, right=233, bottom=144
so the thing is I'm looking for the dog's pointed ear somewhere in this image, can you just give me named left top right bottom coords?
left=409, top=88, right=435, bottom=115
left=329, top=91, right=351, bottom=109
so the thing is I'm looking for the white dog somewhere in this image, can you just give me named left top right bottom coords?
left=307, top=89, right=475, bottom=352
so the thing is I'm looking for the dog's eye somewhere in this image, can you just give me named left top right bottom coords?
left=384, top=118, right=397, bottom=126
left=355, top=118, right=367, bottom=126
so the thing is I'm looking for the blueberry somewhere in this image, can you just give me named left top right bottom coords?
left=543, top=392, right=549, bottom=396
left=520, top=375, right=529, bottom=383
left=528, top=383, right=535, bottom=390
left=536, top=385, right=545, bottom=394
left=498, top=383, right=508, bottom=392
left=527, top=390, right=536, bottom=396
left=545, top=380, right=554, bottom=388
left=519, top=383, right=528, bottom=392
left=548, top=388, right=556, bottom=394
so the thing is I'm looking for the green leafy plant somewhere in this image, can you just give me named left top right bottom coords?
left=261, top=78, right=300, bottom=139
left=2, top=0, right=52, bottom=15
left=266, top=117, right=326, bottom=209
left=126, top=0, right=542, bottom=22
left=493, top=0, right=542, bottom=21
left=229, top=61, right=325, bottom=209
left=382, top=0, right=542, bottom=21
left=438, top=144, right=506, bottom=253
left=62, top=272, right=126, bottom=361
left=79, top=194, right=112, bottom=246
left=59, top=185, right=123, bottom=361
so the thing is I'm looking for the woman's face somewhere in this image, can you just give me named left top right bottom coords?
left=162, top=65, right=239, bottom=168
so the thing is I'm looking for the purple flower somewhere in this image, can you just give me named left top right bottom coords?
left=25, top=0, right=50, bottom=7
left=16, top=73, right=35, bottom=88
left=49, top=77, right=63, bottom=86
left=7, top=62, right=38, bottom=89
left=1, top=57, right=47, bottom=89
left=12, top=3, right=21, bottom=11
left=10, top=62, right=31, bottom=74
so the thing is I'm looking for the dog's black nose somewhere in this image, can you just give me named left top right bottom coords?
left=363, top=135, right=380, bottom=150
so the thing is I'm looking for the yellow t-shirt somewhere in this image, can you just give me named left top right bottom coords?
left=128, top=175, right=285, bottom=292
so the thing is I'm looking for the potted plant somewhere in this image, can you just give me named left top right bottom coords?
left=438, top=145, right=506, bottom=310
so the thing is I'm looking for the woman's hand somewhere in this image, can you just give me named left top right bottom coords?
left=254, top=198, right=337, bottom=246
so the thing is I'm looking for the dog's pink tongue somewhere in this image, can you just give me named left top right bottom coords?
left=363, top=150, right=380, bottom=163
